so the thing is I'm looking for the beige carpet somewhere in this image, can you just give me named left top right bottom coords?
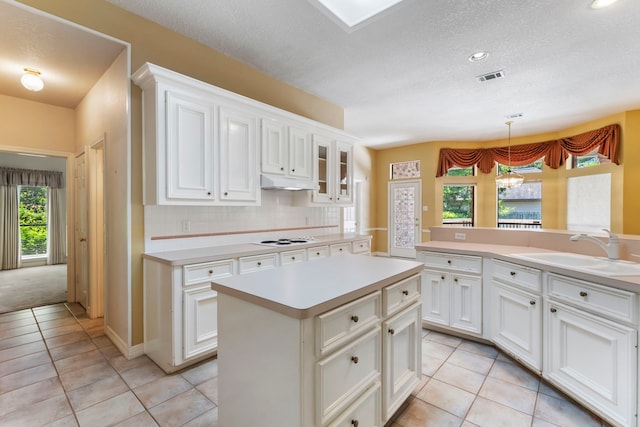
left=0, top=264, right=67, bottom=313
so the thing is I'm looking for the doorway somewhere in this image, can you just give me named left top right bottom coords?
left=388, top=180, right=421, bottom=258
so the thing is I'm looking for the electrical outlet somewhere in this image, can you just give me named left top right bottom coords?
left=454, top=232, right=466, bottom=240
left=182, top=220, right=191, bottom=232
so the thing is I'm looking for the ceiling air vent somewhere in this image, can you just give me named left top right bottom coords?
left=505, top=113, right=524, bottom=120
left=476, top=70, right=505, bottom=82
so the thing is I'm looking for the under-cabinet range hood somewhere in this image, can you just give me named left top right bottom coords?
left=260, top=174, right=319, bottom=191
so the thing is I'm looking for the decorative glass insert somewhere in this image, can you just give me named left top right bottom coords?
left=393, top=186, right=415, bottom=249
left=390, top=160, right=420, bottom=180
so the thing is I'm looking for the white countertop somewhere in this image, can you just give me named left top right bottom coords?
left=211, top=254, right=423, bottom=319
left=143, top=234, right=371, bottom=266
left=415, top=241, right=640, bottom=290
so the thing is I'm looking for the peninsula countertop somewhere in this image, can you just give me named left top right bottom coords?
left=211, top=254, right=423, bottom=319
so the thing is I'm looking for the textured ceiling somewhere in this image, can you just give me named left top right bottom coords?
left=0, top=1, right=125, bottom=109
left=2, top=0, right=639, bottom=148
left=102, top=0, right=640, bottom=148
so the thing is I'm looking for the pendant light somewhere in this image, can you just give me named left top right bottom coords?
left=496, top=121, right=524, bottom=188
left=21, top=68, right=44, bottom=92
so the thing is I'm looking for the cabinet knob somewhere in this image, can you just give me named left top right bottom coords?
left=351, top=315, right=359, bottom=323
left=530, top=300, right=536, bottom=305
left=388, top=328, right=395, bottom=335
left=351, top=356, right=359, bottom=364
left=510, top=271, right=516, bottom=276
left=453, top=278, right=458, bottom=282
left=224, top=192, right=228, bottom=196
left=208, top=270, right=213, bottom=275
left=257, top=262, right=262, bottom=266
left=280, top=167, right=284, bottom=171
left=291, top=256, right=296, bottom=261
left=550, top=307, right=557, bottom=313
left=351, top=420, right=359, bottom=427
left=316, top=252, right=321, bottom=256
left=441, top=276, right=445, bottom=280
left=579, top=291, right=588, bottom=297
left=207, top=191, right=211, bottom=196
left=291, top=168, right=295, bottom=172
left=447, top=260, right=452, bottom=264
left=402, top=290, right=409, bottom=296
left=339, top=248, right=343, bottom=252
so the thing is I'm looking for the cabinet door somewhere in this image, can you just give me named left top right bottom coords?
left=491, top=282, right=541, bottom=372
left=219, top=106, right=259, bottom=203
left=288, top=126, right=313, bottom=180
left=421, top=269, right=449, bottom=326
left=382, top=301, right=421, bottom=423
left=260, top=118, right=287, bottom=175
left=312, top=134, right=334, bottom=204
left=165, top=90, right=216, bottom=202
left=335, top=140, right=353, bottom=205
left=450, top=273, right=482, bottom=334
left=545, top=300, right=637, bottom=427
left=183, top=285, right=218, bottom=360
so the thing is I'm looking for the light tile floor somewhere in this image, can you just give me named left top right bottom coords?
left=0, top=303, right=610, bottom=427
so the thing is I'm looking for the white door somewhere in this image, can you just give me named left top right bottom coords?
left=389, top=180, right=421, bottom=258
left=74, top=152, right=89, bottom=309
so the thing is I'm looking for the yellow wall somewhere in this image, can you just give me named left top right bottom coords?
left=0, top=95, right=75, bottom=153
left=371, top=112, right=633, bottom=253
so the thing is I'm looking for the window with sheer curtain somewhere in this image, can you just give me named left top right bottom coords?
left=0, top=167, right=65, bottom=270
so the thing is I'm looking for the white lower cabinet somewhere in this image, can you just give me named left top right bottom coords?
left=490, top=259, right=543, bottom=372
left=183, top=285, right=218, bottom=359
left=544, top=273, right=638, bottom=427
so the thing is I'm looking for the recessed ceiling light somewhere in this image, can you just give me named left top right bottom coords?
left=591, top=0, right=620, bottom=9
left=308, top=0, right=407, bottom=32
left=468, top=52, right=489, bottom=62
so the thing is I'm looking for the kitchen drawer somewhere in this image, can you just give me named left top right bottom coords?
left=417, top=251, right=482, bottom=274
left=183, top=259, right=235, bottom=286
left=382, top=273, right=420, bottom=317
left=330, top=242, right=351, bottom=256
left=308, top=245, right=330, bottom=260
left=238, top=253, right=278, bottom=274
left=493, top=259, right=542, bottom=293
left=316, top=291, right=381, bottom=357
left=547, top=273, right=636, bottom=324
left=316, top=328, right=381, bottom=426
left=327, top=382, right=381, bottom=427
left=279, top=249, right=306, bottom=265
left=351, top=239, right=371, bottom=255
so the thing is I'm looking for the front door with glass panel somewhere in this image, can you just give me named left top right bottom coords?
left=389, top=181, right=421, bottom=258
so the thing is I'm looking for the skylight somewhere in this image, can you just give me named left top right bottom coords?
left=308, top=0, right=407, bottom=32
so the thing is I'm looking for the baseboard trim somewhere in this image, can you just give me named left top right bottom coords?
left=105, top=325, right=144, bottom=359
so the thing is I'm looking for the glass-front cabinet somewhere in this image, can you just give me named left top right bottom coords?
left=311, top=134, right=353, bottom=205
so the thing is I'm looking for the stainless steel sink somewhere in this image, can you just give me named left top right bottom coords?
left=510, top=252, right=640, bottom=277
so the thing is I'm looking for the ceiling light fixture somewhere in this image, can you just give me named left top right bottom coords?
left=21, top=68, right=44, bottom=92
left=468, top=51, right=489, bottom=62
left=591, top=0, right=620, bottom=8
left=496, top=121, right=524, bottom=188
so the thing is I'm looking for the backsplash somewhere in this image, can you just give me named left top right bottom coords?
left=144, top=190, right=341, bottom=252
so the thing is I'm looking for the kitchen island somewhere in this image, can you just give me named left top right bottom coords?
left=211, top=254, right=424, bottom=427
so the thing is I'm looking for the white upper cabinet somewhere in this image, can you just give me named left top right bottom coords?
left=260, top=118, right=313, bottom=180
left=309, top=133, right=354, bottom=205
left=165, top=90, right=217, bottom=202
left=219, top=105, right=260, bottom=204
left=132, top=62, right=357, bottom=206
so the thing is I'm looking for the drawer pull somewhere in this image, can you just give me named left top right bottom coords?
left=351, top=420, right=359, bottom=427
left=351, top=356, right=359, bottom=364
left=550, top=307, right=557, bottom=313
left=447, top=260, right=452, bottom=264
left=388, top=328, right=395, bottom=335
left=208, top=270, right=213, bottom=275
left=351, top=315, right=359, bottom=323
left=339, top=248, right=344, bottom=252
left=316, top=252, right=321, bottom=256
left=510, top=271, right=516, bottom=276
left=402, top=290, right=409, bottom=296
left=441, top=276, right=445, bottom=280
left=579, top=291, right=588, bottom=297
left=257, top=262, right=262, bottom=266
left=207, top=191, right=211, bottom=196
left=453, top=278, right=458, bottom=282
left=530, top=300, right=536, bottom=305
left=291, top=256, right=296, bottom=261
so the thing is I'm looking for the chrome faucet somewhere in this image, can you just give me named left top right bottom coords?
left=570, top=229, right=619, bottom=260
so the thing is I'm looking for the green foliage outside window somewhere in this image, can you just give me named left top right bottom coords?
left=443, top=185, right=473, bottom=221
left=445, top=167, right=473, bottom=177
left=19, top=186, right=47, bottom=256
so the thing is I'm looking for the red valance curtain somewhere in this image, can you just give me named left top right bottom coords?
left=436, top=123, right=620, bottom=177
